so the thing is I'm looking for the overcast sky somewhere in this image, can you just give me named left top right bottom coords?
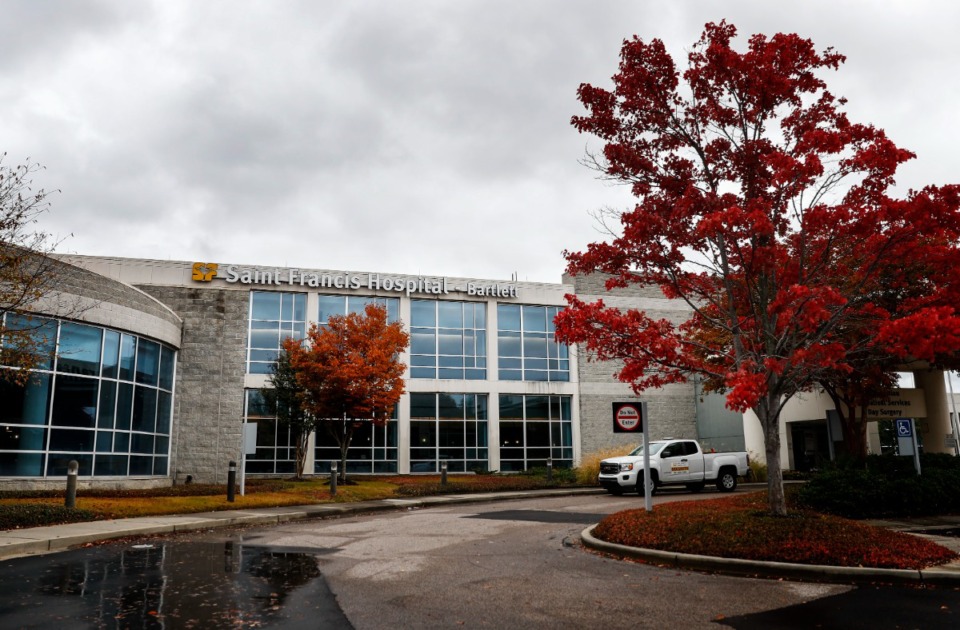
left=2, top=1, right=956, bottom=283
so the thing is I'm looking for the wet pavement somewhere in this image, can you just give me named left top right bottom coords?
left=718, top=585, right=958, bottom=629
left=0, top=540, right=350, bottom=629
left=0, top=488, right=959, bottom=628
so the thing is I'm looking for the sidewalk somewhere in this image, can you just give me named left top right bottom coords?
left=2, top=487, right=959, bottom=586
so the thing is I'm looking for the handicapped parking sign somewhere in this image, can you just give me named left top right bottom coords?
left=896, top=418, right=913, bottom=438
left=895, top=418, right=921, bottom=474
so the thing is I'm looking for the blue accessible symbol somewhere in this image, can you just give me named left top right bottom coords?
left=896, top=418, right=913, bottom=438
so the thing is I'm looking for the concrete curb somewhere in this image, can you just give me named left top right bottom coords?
left=0, top=487, right=604, bottom=561
left=580, top=524, right=960, bottom=586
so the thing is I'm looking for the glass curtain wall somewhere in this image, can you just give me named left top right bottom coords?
left=314, top=415, right=398, bottom=474
left=497, top=305, right=569, bottom=381
left=498, top=394, right=572, bottom=471
left=318, top=295, right=399, bottom=324
left=244, top=392, right=399, bottom=475
left=247, top=291, right=307, bottom=374
left=314, top=295, right=401, bottom=473
left=409, top=300, right=486, bottom=380
left=243, top=390, right=296, bottom=474
left=409, top=393, right=488, bottom=472
left=0, top=314, right=176, bottom=477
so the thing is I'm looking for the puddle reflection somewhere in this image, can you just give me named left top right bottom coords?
left=0, top=541, right=346, bottom=628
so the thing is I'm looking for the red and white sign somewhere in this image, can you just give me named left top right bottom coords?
left=613, top=403, right=642, bottom=432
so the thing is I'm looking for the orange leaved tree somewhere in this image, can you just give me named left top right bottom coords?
left=283, top=303, right=409, bottom=483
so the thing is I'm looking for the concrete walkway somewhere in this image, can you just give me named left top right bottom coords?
left=2, top=487, right=959, bottom=586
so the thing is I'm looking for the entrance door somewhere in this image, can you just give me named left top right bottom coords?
left=790, top=422, right=829, bottom=472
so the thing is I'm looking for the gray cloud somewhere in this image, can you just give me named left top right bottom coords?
left=2, top=0, right=958, bottom=281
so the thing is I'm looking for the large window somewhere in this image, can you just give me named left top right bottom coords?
left=243, top=390, right=296, bottom=474
left=497, top=305, right=568, bottom=382
left=318, top=295, right=399, bottom=325
left=247, top=291, right=307, bottom=374
left=244, top=389, right=400, bottom=475
left=498, top=394, right=572, bottom=472
left=409, top=393, right=488, bottom=472
left=0, top=315, right=176, bottom=477
left=1, top=313, right=56, bottom=370
left=314, top=415, right=398, bottom=474
left=410, top=300, right=486, bottom=380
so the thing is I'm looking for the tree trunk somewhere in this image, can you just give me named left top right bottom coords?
left=323, top=418, right=354, bottom=484
left=337, top=417, right=354, bottom=484
left=757, top=393, right=788, bottom=517
left=837, top=408, right=868, bottom=463
left=339, top=432, right=352, bottom=484
left=294, top=429, right=310, bottom=480
left=823, top=385, right=873, bottom=464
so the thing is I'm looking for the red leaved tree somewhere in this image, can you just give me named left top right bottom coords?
left=555, top=22, right=960, bottom=516
left=283, top=303, right=409, bottom=483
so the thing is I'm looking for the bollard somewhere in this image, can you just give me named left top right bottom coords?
left=65, top=460, right=79, bottom=509
left=227, top=460, right=237, bottom=502
left=330, top=461, right=338, bottom=496
left=546, top=458, right=553, bottom=483
left=440, top=460, right=447, bottom=486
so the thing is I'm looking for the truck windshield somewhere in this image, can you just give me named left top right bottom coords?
left=628, top=443, right=664, bottom=456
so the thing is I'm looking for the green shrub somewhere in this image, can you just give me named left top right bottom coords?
left=795, top=460, right=960, bottom=519
left=467, top=464, right=497, bottom=475
left=0, top=504, right=97, bottom=530
left=782, top=469, right=813, bottom=481
left=519, top=465, right=577, bottom=484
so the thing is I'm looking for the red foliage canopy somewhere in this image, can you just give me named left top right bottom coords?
left=558, top=22, right=960, bottom=412
left=555, top=22, right=960, bottom=513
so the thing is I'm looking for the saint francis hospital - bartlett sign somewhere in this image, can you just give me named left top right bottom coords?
left=191, top=262, right=520, bottom=299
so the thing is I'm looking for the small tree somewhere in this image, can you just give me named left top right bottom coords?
left=261, top=349, right=316, bottom=479
left=556, top=22, right=960, bottom=516
left=815, top=229, right=960, bottom=462
left=0, top=156, right=63, bottom=383
left=818, top=363, right=897, bottom=463
left=284, top=303, right=409, bottom=483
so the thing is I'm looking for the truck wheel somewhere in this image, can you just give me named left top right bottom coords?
left=637, top=474, right=658, bottom=496
left=685, top=481, right=706, bottom=493
left=716, top=469, right=738, bottom=492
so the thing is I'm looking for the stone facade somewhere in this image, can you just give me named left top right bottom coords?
left=35, top=256, right=181, bottom=346
left=138, top=286, right=249, bottom=484
left=566, top=273, right=699, bottom=458
left=49, top=258, right=179, bottom=325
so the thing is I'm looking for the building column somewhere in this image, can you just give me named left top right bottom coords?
left=487, top=302, right=500, bottom=472
left=914, top=369, right=953, bottom=454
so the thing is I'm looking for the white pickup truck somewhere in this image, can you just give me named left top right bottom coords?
left=598, top=439, right=749, bottom=495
